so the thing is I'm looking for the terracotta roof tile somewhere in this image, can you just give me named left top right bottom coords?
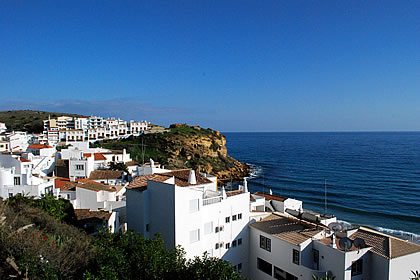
left=74, top=209, right=112, bottom=222
left=94, top=153, right=106, bottom=160
left=77, top=182, right=122, bottom=192
left=254, top=192, right=286, bottom=202
left=226, top=190, right=243, bottom=197
left=28, top=144, right=52, bottom=149
left=55, top=177, right=74, bottom=189
left=89, top=170, right=123, bottom=180
left=251, top=213, right=325, bottom=246
left=350, top=227, right=420, bottom=259
left=127, top=169, right=212, bottom=191
left=19, top=157, right=30, bottom=162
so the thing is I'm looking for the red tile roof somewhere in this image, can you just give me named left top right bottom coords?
left=28, top=144, right=52, bottom=149
left=254, top=192, right=286, bottom=202
left=127, top=169, right=212, bottom=191
left=226, top=190, right=244, bottom=197
left=89, top=170, right=123, bottom=180
left=19, top=157, right=30, bottom=162
left=94, top=153, right=106, bottom=160
left=55, top=177, right=73, bottom=189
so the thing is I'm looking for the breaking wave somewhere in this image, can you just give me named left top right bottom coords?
left=375, top=227, right=420, bottom=244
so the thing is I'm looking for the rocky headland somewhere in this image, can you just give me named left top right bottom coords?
left=96, top=124, right=249, bottom=182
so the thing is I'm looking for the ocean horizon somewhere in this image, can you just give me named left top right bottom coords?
left=224, top=131, right=420, bottom=244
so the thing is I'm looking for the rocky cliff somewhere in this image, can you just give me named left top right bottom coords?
left=96, top=124, right=249, bottom=182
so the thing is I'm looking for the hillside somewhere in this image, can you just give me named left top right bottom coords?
left=0, top=110, right=84, bottom=133
left=93, top=124, right=249, bottom=182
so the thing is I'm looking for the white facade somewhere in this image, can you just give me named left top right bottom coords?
left=248, top=213, right=420, bottom=280
left=126, top=170, right=251, bottom=276
left=0, top=122, right=6, bottom=134
left=0, top=154, right=54, bottom=198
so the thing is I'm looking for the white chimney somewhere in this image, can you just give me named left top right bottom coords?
left=188, top=170, right=197, bottom=185
left=150, top=158, right=155, bottom=168
left=269, top=189, right=273, bottom=195
left=222, top=186, right=227, bottom=199
left=243, top=178, right=248, bottom=193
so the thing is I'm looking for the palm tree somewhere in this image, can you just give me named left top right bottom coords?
left=410, top=270, right=420, bottom=280
left=313, top=272, right=336, bottom=280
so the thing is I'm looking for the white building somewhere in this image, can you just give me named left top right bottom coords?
left=0, top=154, right=54, bottom=198
left=248, top=212, right=420, bottom=280
left=0, top=122, right=7, bottom=134
left=126, top=169, right=250, bottom=276
left=6, top=131, right=30, bottom=152
left=74, top=209, right=120, bottom=234
left=0, top=140, right=9, bottom=152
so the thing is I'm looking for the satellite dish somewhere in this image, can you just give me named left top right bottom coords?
left=339, top=237, right=353, bottom=251
left=328, top=222, right=343, bottom=232
left=354, top=238, right=366, bottom=249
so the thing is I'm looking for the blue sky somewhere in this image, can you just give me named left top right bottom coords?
left=0, top=1, right=419, bottom=131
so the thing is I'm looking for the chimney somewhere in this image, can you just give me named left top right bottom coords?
left=243, top=178, right=248, bottom=193
left=150, top=158, right=154, bottom=168
left=188, top=170, right=196, bottom=185
left=222, top=186, right=227, bottom=199
left=269, top=189, right=273, bottom=195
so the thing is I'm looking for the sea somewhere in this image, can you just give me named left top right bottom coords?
left=224, top=132, right=420, bottom=244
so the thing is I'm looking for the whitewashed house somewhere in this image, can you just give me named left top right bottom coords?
left=89, top=170, right=125, bottom=185
left=0, top=122, right=7, bottom=134
left=6, top=131, right=30, bottom=152
left=248, top=212, right=420, bottom=280
left=0, top=141, right=9, bottom=152
left=0, top=154, right=54, bottom=198
left=126, top=169, right=250, bottom=276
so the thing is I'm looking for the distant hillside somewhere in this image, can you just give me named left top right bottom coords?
left=0, top=110, right=85, bottom=133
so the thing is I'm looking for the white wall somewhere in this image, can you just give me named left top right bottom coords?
left=389, top=252, right=420, bottom=280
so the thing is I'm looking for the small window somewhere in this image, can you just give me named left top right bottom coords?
left=189, top=199, right=199, bottom=213
left=189, top=229, right=200, bottom=243
left=313, top=249, right=319, bottom=270
left=204, top=222, right=213, bottom=235
left=76, top=164, right=84, bottom=170
left=260, top=235, right=271, bottom=252
left=238, top=213, right=242, bottom=219
left=215, top=227, right=219, bottom=233
left=225, top=243, right=230, bottom=249
left=237, top=263, right=242, bottom=272
left=215, top=243, right=220, bottom=249
left=351, top=259, right=363, bottom=276
left=292, top=249, right=300, bottom=265
left=14, top=177, right=21, bottom=185
left=238, top=238, right=242, bottom=246
left=257, top=257, right=272, bottom=276
left=232, top=240, right=237, bottom=247
left=225, top=217, right=230, bottom=223
left=232, top=215, right=237, bottom=221
left=146, top=224, right=150, bottom=232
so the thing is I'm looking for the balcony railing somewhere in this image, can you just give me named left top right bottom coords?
left=202, top=196, right=222, bottom=206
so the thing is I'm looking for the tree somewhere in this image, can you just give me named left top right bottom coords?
left=410, top=270, right=420, bottom=280
left=313, top=272, right=336, bottom=280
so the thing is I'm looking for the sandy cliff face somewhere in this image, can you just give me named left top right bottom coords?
left=160, top=125, right=249, bottom=181
left=96, top=124, right=249, bottom=182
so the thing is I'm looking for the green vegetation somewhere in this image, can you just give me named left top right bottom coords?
left=0, top=110, right=84, bottom=133
left=411, top=271, right=420, bottom=280
left=0, top=197, right=243, bottom=280
left=313, top=273, right=336, bottom=280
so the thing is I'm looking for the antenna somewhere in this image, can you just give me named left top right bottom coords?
left=324, top=179, right=327, bottom=215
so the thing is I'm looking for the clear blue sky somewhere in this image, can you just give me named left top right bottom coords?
left=0, top=0, right=419, bottom=131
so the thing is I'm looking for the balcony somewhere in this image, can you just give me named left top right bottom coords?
left=202, top=196, right=222, bottom=206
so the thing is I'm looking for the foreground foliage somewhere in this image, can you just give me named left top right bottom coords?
left=0, top=198, right=242, bottom=280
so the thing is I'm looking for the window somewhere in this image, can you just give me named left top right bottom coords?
left=146, top=224, right=150, bottom=232
left=257, top=258, right=272, bottom=276
left=292, top=249, right=300, bottom=265
left=14, top=177, right=20, bottom=185
left=232, top=215, right=237, bottom=221
left=351, top=259, right=363, bottom=276
left=232, top=240, right=237, bottom=247
left=313, top=249, right=319, bottom=270
left=225, top=243, right=230, bottom=249
left=238, top=238, right=242, bottom=246
left=238, top=213, right=242, bottom=219
left=189, top=199, right=199, bottom=213
left=274, top=266, right=284, bottom=280
left=225, top=217, right=230, bottom=223
left=237, top=263, right=242, bottom=272
left=215, top=243, right=220, bottom=250
left=260, top=235, right=271, bottom=252
left=215, top=227, right=219, bottom=233
left=189, top=229, right=200, bottom=243
left=204, top=222, right=213, bottom=235
left=76, top=164, right=84, bottom=170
